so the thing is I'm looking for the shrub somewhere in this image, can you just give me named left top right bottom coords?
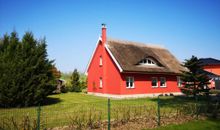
left=60, top=85, right=68, bottom=93
left=82, top=88, right=87, bottom=94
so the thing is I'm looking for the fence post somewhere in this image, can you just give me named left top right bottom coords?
left=157, top=95, right=160, bottom=126
left=195, top=95, right=198, bottom=120
left=108, top=98, right=111, bottom=130
left=37, top=104, right=41, bottom=130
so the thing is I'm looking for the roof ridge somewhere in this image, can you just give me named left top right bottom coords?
left=107, top=37, right=166, bottom=50
left=200, top=58, right=220, bottom=61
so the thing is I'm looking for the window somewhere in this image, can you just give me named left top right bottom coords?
left=99, top=56, right=102, bottom=66
left=160, top=77, right=166, bottom=87
left=126, top=77, right=134, bottom=88
left=99, top=77, right=103, bottom=88
left=140, top=58, right=156, bottom=65
left=152, top=77, right=158, bottom=87
left=177, top=76, right=182, bottom=87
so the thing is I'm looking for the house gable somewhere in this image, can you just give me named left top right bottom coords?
left=87, top=38, right=105, bottom=93
left=85, top=37, right=102, bottom=75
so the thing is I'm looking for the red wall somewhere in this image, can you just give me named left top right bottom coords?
left=87, top=40, right=104, bottom=93
left=203, top=65, right=220, bottom=75
left=104, top=46, right=122, bottom=94
left=87, top=39, right=122, bottom=94
left=120, top=73, right=181, bottom=95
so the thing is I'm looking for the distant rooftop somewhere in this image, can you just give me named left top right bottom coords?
left=199, top=58, right=220, bottom=66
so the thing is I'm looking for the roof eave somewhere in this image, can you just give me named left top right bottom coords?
left=121, top=70, right=182, bottom=75
left=105, top=44, right=123, bottom=73
left=85, top=36, right=102, bottom=75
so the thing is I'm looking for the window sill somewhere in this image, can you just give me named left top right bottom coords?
left=160, top=86, right=167, bottom=88
left=126, top=87, right=135, bottom=89
left=152, top=86, right=158, bottom=88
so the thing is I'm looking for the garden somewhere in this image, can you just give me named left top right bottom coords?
left=1, top=92, right=220, bottom=130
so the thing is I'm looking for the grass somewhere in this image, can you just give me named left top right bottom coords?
left=144, top=119, right=220, bottom=130
left=0, top=93, right=212, bottom=129
left=0, top=93, right=157, bottom=128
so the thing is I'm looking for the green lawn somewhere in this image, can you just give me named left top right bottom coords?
left=0, top=92, right=157, bottom=128
left=0, top=92, right=209, bottom=129
left=144, top=119, right=220, bottom=130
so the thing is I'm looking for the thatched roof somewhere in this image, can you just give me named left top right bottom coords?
left=106, top=38, right=185, bottom=74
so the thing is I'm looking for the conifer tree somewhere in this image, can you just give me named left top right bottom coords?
left=70, top=69, right=81, bottom=92
left=0, top=31, right=56, bottom=107
left=181, top=56, right=210, bottom=97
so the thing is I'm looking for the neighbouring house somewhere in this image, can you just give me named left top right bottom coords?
left=86, top=24, right=186, bottom=98
left=199, top=58, right=220, bottom=90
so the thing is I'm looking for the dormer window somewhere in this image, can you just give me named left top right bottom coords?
left=139, top=58, right=157, bottom=66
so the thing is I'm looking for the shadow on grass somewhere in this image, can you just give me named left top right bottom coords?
left=41, top=96, right=62, bottom=106
left=149, top=95, right=213, bottom=105
left=149, top=95, right=220, bottom=119
left=0, top=97, right=62, bottom=108
left=149, top=95, right=197, bottom=105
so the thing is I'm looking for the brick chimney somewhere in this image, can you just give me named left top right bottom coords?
left=101, top=23, right=106, bottom=44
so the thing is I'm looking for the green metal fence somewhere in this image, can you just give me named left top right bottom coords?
left=0, top=96, right=219, bottom=130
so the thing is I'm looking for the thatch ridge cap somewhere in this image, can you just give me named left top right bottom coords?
left=107, top=37, right=165, bottom=50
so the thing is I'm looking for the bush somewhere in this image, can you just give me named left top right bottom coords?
left=82, top=88, right=87, bottom=94
left=210, top=89, right=220, bottom=94
left=60, top=85, right=68, bottom=93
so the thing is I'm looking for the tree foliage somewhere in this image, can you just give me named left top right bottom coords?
left=70, top=69, right=81, bottom=92
left=51, top=65, right=61, bottom=79
left=79, top=73, right=87, bottom=90
left=0, top=31, right=56, bottom=107
left=181, top=55, right=210, bottom=97
left=69, top=69, right=87, bottom=92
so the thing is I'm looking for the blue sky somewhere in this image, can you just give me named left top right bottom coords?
left=0, top=0, right=220, bottom=72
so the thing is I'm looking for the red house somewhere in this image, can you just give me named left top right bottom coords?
left=199, top=58, right=220, bottom=76
left=86, top=24, right=185, bottom=98
left=199, top=58, right=220, bottom=89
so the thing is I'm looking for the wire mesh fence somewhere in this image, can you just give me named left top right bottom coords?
left=0, top=95, right=219, bottom=130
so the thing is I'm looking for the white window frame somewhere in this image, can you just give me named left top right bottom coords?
left=152, top=77, right=158, bottom=88
left=99, top=77, right=103, bottom=88
left=99, top=56, right=102, bottom=66
left=160, top=77, right=166, bottom=87
left=177, top=76, right=182, bottom=87
left=140, top=58, right=157, bottom=66
left=126, top=77, right=134, bottom=88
